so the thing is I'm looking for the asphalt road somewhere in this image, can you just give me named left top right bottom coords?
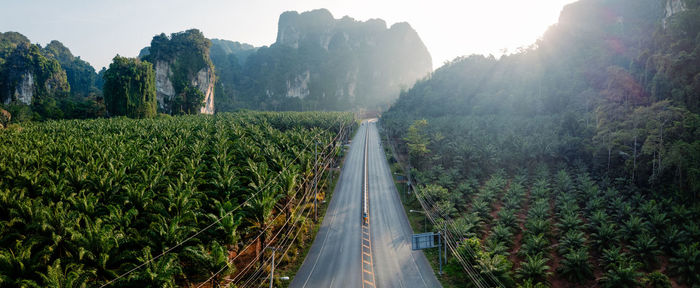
left=291, top=120, right=440, bottom=288
left=366, top=120, right=441, bottom=288
left=290, top=122, right=366, bottom=288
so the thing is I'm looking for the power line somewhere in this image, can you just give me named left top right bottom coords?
left=198, top=126, right=343, bottom=287
left=414, top=183, right=506, bottom=288
left=200, top=158, right=319, bottom=287
left=414, top=191, right=491, bottom=288
left=100, top=119, right=350, bottom=287
left=417, top=187, right=504, bottom=288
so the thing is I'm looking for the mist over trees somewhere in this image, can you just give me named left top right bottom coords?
left=383, top=0, right=700, bottom=286
left=385, top=0, right=699, bottom=195
left=210, top=9, right=433, bottom=112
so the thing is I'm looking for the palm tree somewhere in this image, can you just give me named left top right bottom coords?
left=519, top=233, right=549, bottom=258
left=598, top=260, right=642, bottom=288
left=244, top=160, right=283, bottom=265
left=490, top=224, right=514, bottom=246
left=126, top=247, right=181, bottom=288
left=475, top=253, right=514, bottom=287
left=74, top=219, right=124, bottom=280
left=647, top=210, right=668, bottom=234
left=660, top=225, right=687, bottom=253
left=497, top=209, right=519, bottom=230
left=669, top=242, right=700, bottom=285
left=591, top=222, right=620, bottom=251
left=516, top=254, right=551, bottom=284
left=471, top=199, right=491, bottom=220
left=630, top=233, right=660, bottom=270
left=516, top=278, right=548, bottom=288
left=484, top=238, right=510, bottom=256
left=556, top=212, right=583, bottom=234
left=0, top=240, right=42, bottom=288
left=557, top=230, right=586, bottom=254
left=38, top=259, right=94, bottom=288
left=183, top=241, right=233, bottom=287
left=622, top=215, right=646, bottom=242
left=601, top=246, right=629, bottom=268
left=524, top=219, right=551, bottom=237
left=641, top=271, right=672, bottom=288
left=557, top=247, right=592, bottom=283
left=588, top=209, right=609, bottom=229
left=452, top=215, right=479, bottom=239
left=527, top=200, right=550, bottom=220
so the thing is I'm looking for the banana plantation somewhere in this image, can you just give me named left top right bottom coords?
left=0, top=111, right=355, bottom=287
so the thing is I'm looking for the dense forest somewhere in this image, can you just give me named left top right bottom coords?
left=102, top=56, right=157, bottom=118
left=383, top=0, right=699, bottom=287
left=0, top=32, right=104, bottom=122
left=0, top=111, right=355, bottom=287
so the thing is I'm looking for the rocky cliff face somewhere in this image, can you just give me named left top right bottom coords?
left=144, top=29, right=215, bottom=115
left=219, top=9, right=432, bottom=111
left=272, top=10, right=432, bottom=109
left=13, top=72, right=33, bottom=105
left=0, top=39, right=69, bottom=106
left=196, top=66, right=215, bottom=114
left=154, top=60, right=215, bottom=114
left=154, top=61, right=175, bottom=110
left=2, top=71, right=34, bottom=105
left=664, top=0, right=687, bottom=27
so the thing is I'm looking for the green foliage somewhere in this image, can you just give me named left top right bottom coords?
left=171, top=84, right=205, bottom=115
left=143, top=29, right=214, bottom=115
left=518, top=233, right=549, bottom=258
left=103, top=56, right=156, bottom=118
left=0, top=111, right=354, bottom=286
left=0, top=41, right=69, bottom=107
left=0, top=32, right=104, bottom=121
left=642, top=271, right=672, bottom=288
left=669, top=242, right=700, bottom=285
left=403, top=119, right=431, bottom=165
left=599, top=260, right=643, bottom=288
left=381, top=0, right=700, bottom=285
left=42, top=40, right=99, bottom=98
left=630, top=232, right=661, bottom=269
left=591, top=222, right=621, bottom=251
left=557, top=248, right=593, bottom=283
left=515, top=254, right=551, bottom=284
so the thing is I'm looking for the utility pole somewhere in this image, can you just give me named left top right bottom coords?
left=444, top=222, right=448, bottom=265
left=267, top=247, right=279, bottom=288
left=438, top=231, right=442, bottom=275
left=314, top=141, right=321, bottom=221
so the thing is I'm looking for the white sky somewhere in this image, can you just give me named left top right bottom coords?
left=0, top=0, right=578, bottom=70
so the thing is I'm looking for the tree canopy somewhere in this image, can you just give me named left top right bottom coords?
left=103, top=56, right=156, bottom=118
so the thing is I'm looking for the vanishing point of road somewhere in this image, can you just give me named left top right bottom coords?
left=291, top=120, right=441, bottom=288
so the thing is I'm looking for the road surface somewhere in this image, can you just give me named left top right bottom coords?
left=291, top=120, right=440, bottom=288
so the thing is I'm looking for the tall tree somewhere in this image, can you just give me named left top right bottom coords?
left=103, top=56, right=156, bottom=118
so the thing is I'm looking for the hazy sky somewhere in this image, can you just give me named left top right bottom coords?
left=1, top=0, right=578, bottom=70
